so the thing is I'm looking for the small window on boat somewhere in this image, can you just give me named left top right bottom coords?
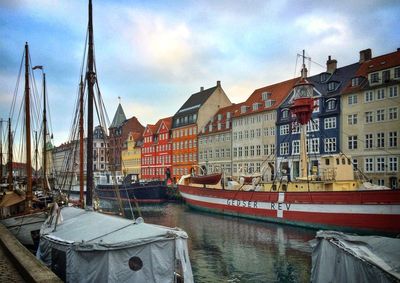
left=129, top=256, right=143, bottom=271
left=336, top=158, right=339, bottom=165
left=347, top=159, right=351, bottom=165
left=342, top=158, right=346, bottom=165
left=325, top=159, right=330, bottom=165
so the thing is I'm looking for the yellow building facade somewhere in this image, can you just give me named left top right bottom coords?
left=121, top=132, right=142, bottom=177
left=341, top=49, right=400, bottom=189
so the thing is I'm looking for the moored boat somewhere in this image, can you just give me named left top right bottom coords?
left=96, top=174, right=168, bottom=204
left=178, top=52, right=400, bottom=236
left=189, top=172, right=222, bottom=185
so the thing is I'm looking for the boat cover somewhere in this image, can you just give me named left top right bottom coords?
left=37, top=206, right=193, bottom=283
left=310, top=230, right=400, bottom=283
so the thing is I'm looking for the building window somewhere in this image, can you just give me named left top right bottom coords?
left=324, top=117, right=336, bottom=130
left=394, top=67, right=400, bottom=79
left=388, top=157, right=398, bottom=172
left=307, top=138, right=320, bottom=154
left=348, top=94, right=358, bottom=105
left=326, top=99, right=336, bottom=110
left=348, top=136, right=358, bottom=150
left=365, top=111, right=373, bottom=123
left=347, top=114, right=358, bottom=125
left=244, top=130, right=249, bottom=139
left=365, top=134, right=373, bottom=149
left=376, top=109, right=385, bottom=122
left=364, top=158, right=374, bottom=172
left=250, top=146, right=254, bottom=156
left=376, top=157, right=385, bottom=172
left=370, top=72, right=379, bottom=83
left=282, top=109, right=289, bottom=119
left=365, top=91, right=374, bottom=102
left=388, top=107, right=398, bottom=120
left=351, top=77, right=360, bottom=87
left=250, top=129, right=255, bottom=138
left=327, top=82, right=338, bottom=92
left=253, top=103, right=259, bottom=111
left=376, top=89, right=385, bottom=100
left=256, top=145, right=261, bottom=156
left=382, top=70, right=390, bottom=82
left=352, top=159, right=358, bottom=170
left=280, top=124, right=290, bottom=135
left=280, top=142, right=289, bottom=155
left=324, top=138, right=337, bottom=153
left=244, top=146, right=249, bottom=157
left=389, top=131, right=398, bottom=147
left=389, top=86, right=398, bottom=98
left=306, top=119, right=319, bottom=132
left=377, top=132, right=385, bottom=148
left=289, top=140, right=298, bottom=155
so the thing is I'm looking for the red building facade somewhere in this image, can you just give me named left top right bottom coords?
left=141, top=117, right=173, bottom=180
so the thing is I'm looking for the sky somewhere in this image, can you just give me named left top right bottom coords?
left=1, top=0, right=400, bottom=147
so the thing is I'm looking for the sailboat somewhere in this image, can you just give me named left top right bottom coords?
left=36, top=1, right=193, bottom=282
left=178, top=52, right=400, bottom=236
left=0, top=43, right=49, bottom=248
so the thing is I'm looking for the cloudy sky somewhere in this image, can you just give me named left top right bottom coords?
left=1, top=0, right=399, bottom=146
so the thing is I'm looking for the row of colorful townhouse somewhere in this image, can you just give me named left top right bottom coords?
left=101, top=48, right=400, bottom=188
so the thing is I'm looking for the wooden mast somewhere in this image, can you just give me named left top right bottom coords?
left=24, top=42, right=33, bottom=209
left=42, top=71, right=48, bottom=191
left=7, top=118, right=12, bottom=192
left=79, top=76, right=84, bottom=208
left=299, top=50, right=308, bottom=179
left=0, top=119, right=2, bottom=183
left=86, top=0, right=94, bottom=207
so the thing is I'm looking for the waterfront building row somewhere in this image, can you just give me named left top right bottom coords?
left=50, top=48, right=400, bottom=188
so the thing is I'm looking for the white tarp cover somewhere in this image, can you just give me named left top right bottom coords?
left=36, top=206, right=193, bottom=283
left=310, top=231, right=400, bottom=283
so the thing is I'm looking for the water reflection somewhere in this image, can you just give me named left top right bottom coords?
left=122, top=203, right=316, bottom=283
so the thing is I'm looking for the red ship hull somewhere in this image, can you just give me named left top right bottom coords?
left=179, top=185, right=400, bottom=235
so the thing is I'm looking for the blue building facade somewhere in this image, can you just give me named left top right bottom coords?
left=276, top=59, right=359, bottom=178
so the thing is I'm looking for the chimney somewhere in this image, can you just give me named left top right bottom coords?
left=359, top=48, right=372, bottom=63
left=200, top=86, right=204, bottom=92
left=216, top=80, right=221, bottom=87
left=326, top=55, right=337, bottom=74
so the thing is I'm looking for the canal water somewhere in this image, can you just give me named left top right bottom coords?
left=122, top=203, right=316, bottom=283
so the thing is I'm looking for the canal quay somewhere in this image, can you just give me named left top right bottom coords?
left=0, top=223, right=61, bottom=283
left=122, top=202, right=316, bottom=283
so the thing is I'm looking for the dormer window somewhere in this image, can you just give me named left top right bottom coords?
left=370, top=72, right=379, bottom=83
left=226, top=120, right=230, bottom=129
left=282, top=109, right=289, bottom=119
left=217, top=122, right=221, bottom=130
left=351, top=77, right=360, bottom=87
left=262, top=92, right=271, bottom=100
left=265, top=99, right=275, bottom=108
left=241, top=105, right=247, bottom=114
left=217, top=114, right=222, bottom=121
left=320, top=73, right=330, bottom=82
left=226, top=112, right=231, bottom=119
left=252, top=103, right=260, bottom=111
left=327, top=81, right=339, bottom=92
left=209, top=124, right=213, bottom=132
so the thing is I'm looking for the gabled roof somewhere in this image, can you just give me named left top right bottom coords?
left=110, top=103, right=126, bottom=128
left=175, top=86, right=218, bottom=116
left=342, top=50, right=400, bottom=94
left=234, top=78, right=298, bottom=118
left=157, top=117, right=173, bottom=134
left=143, top=124, right=157, bottom=137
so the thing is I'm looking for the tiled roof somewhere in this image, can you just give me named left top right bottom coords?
left=199, top=103, right=240, bottom=136
left=342, top=50, right=400, bottom=94
left=156, top=117, right=173, bottom=133
left=175, top=86, right=218, bottom=115
left=234, top=77, right=299, bottom=118
left=110, top=103, right=127, bottom=128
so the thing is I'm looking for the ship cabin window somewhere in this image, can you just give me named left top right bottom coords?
left=348, top=158, right=351, bottom=165
left=342, top=158, right=346, bottom=165
left=336, top=158, right=339, bottom=165
left=325, top=159, right=330, bottom=166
